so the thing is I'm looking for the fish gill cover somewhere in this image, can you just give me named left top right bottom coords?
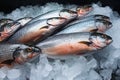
left=0, top=2, right=120, bottom=80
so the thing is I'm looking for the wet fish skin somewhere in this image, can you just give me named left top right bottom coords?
left=16, top=17, right=33, bottom=26
left=0, top=43, right=40, bottom=66
left=37, top=32, right=112, bottom=56
left=7, top=17, right=67, bottom=45
left=57, top=19, right=112, bottom=35
left=0, top=22, right=21, bottom=42
left=28, top=9, right=78, bottom=24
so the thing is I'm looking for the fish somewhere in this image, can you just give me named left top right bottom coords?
left=28, top=9, right=78, bottom=24
left=7, top=17, right=67, bottom=45
left=0, top=18, right=14, bottom=27
left=16, top=17, right=33, bottom=26
left=36, top=32, right=112, bottom=56
left=0, top=22, right=21, bottom=42
left=0, top=43, right=40, bottom=67
left=57, top=19, right=112, bottom=35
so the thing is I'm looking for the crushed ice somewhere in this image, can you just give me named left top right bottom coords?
left=0, top=2, right=120, bottom=80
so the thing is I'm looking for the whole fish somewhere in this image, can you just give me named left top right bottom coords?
left=0, top=43, right=40, bottom=67
left=16, top=17, right=33, bottom=26
left=0, top=18, right=14, bottom=27
left=0, top=22, right=21, bottom=42
left=36, top=32, right=112, bottom=56
left=28, top=9, right=78, bottom=24
left=7, top=17, right=67, bottom=45
left=57, top=19, right=112, bottom=35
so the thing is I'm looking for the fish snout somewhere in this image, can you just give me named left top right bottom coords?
left=106, top=35, right=113, bottom=45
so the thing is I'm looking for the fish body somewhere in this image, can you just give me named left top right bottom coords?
left=0, top=43, right=40, bottom=67
left=7, top=17, right=67, bottom=45
left=28, top=9, right=77, bottom=24
left=37, top=32, right=112, bottom=56
left=57, top=19, right=112, bottom=35
left=0, top=22, right=21, bottom=42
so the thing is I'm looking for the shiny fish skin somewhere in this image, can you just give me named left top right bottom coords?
left=57, top=19, right=112, bottom=35
left=28, top=9, right=78, bottom=24
left=0, top=19, right=14, bottom=27
left=7, top=17, right=67, bottom=45
left=37, top=32, right=112, bottom=56
left=0, top=43, right=40, bottom=67
left=16, top=17, right=33, bottom=26
left=0, top=22, right=21, bottom=42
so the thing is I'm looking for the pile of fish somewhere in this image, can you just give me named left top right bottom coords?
left=0, top=5, right=113, bottom=68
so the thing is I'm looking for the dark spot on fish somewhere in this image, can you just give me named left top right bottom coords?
left=78, top=41, right=92, bottom=46
left=1, top=59, right=14, bottom=65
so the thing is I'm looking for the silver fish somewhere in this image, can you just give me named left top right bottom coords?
left=0, top=22, right=21, bottom=42
left=7, top=17, right=67, bottom=45
left=0, top=18, right=14, bottom=27
left=28, top=9, right=77, bottom=24
left=37, top=32, right=112, bottom=56
left=0, top=43, right=40, bottom=67
left=16, top=17, right=33, bottom=26
left=57, top=19, right=112, bottom=35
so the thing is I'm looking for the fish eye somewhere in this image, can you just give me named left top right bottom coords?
left=101, top=35, right=107, bottom=39
left=25, top=47, right=33, bottom=52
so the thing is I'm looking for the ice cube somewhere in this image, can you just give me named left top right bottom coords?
left=0, top=70, right=6, bottom=79
left=7, top=69, right=21, bottom=80
left=99, top=69, right=112, bottom=80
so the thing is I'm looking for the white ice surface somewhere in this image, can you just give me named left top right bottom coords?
left=0, top=3, right=120, bottom=80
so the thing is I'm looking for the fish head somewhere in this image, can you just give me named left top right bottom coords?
left=89, top=32, right=112, bottom=49
left=47, top=17, right=67, bottom=26
left=76, top=5, right=93, bottom=17
left=59, top=9, right=78, bottom=20
left=13, top=45, right=40, bottom=64
left=96, top=19, right=112, bottom=32
left=94, top=14, right=110, bottom=21
left=0, top=19, right=14, bottom=26
left=17, top=17, right=32, bottom=26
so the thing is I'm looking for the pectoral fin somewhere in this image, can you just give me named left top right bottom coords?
left=39, top=26, right=49, bottom=30
left=78, top=41, right=92, bottom=46
left=1, top=59, right=14, bottom=65
left=90, top=29, right=98, bottom=32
